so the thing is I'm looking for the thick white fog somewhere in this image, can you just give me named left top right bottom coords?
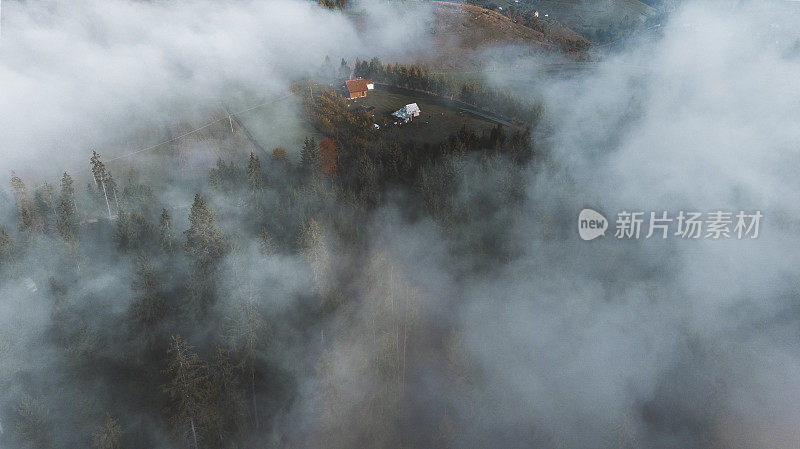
left=2, top=0, right=800, bottom=448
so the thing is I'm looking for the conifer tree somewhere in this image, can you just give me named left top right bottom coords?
left=339, top=58, right=351, bottom=79
left=14, top=395, right=53, bottom=449
left=11, top=171, right=45, bottom=235
left=56, top=172, right=79, bottom=241
left=35, top=182, right=57, bottom=232
left=300, top=137, right=320, bottom=176
left=115, top=212, right=156, bottom=252
left=0, top=227, right=16, bottom=273
left=246, top=152, right=263, bottom=192
left=91, top=415, right=127, bottom=449
left=56, top=200, right=77, bottom=242
left=208, top=348, right=248, bottom=443
left=128, top=253, right=168, bottom=331
left=184, top=195, right=226, bottom=316
left=164, top=336, right=211, bottom=449
left=224, top=297, right=265, bottom=429
left=259, top=227, right=276, bottom=255
left=299, top=219, right=330, bottom=294
left=159, top=208, right=176, bottom=253
left=184, top=194, right=226, bottom=267
left=114, top=210, right=133, bottom=250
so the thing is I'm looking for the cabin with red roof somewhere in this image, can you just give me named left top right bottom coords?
left=344, top=78, right=374, bottom=99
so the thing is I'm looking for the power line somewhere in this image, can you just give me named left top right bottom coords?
left=30, top=91, right=297, bottom=189
left=107, top=91, right=296, bottom=162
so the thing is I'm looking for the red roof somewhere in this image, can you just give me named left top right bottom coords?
left=345, top=78, right=370, bottom=96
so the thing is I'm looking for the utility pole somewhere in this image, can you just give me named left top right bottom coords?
left=100, top=181, right=112, bottom=220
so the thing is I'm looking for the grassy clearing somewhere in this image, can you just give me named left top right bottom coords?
left=348, top=86, right=505, bottom=144
left=235, top=95, right=325, bottom=160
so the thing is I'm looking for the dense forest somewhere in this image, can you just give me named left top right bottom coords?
left=0, top=84, right=540, bottom=448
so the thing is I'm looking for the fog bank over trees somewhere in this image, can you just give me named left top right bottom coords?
left=2, top=1, right=800, bottom=448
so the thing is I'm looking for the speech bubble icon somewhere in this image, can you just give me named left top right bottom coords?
left=578, top=209, right=608, bottom=241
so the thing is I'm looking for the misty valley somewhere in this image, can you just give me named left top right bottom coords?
left=2, top=1, right=800, bottom=449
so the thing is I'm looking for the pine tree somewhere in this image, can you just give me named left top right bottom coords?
left=246, top=152, right=263, bottom=192
left=339, top=58, right=351, bottom=79
left=184, top=194, right=226, bottom=267
left=258, top=227, right=276, bottom=255
left=10, top=171, right=45, bottom=235
left=164, top=336, right=211, bottom=449
left=321, top=55, right=335, bottom=79
left=300, top=137, right=320, bottom=176
left=14, top=395, right=53, bottom=449
left=242, top=301, right=263, bottom=430
left=91, top=415, right=127, bottom=449
left=299, top=219, right=330, bottom=294
left=159, top=208, right=176, bottom=253
left=0, top=228, right=15, bottom=272
left=35, top=182, right=57, bottom=232
left=114, top=210, right=133, bottom=250
left=207, top=348, right=248, bottom=443
left=184, top=195, right=225, bottom=316
left=224, top=298, right=265, bottom=430
left=128, top=253, right=168, bottom=331
left=56, top=172, right=79, bottom=241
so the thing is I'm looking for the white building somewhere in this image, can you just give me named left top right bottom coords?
left=392, top=103, right=421, bottom=123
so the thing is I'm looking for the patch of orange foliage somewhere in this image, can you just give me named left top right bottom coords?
left=319, top=138, right=337, bottom=176
left=272, top=147, right=288, bottom=163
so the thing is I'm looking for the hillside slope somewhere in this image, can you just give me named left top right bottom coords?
left=518, top=0, right=655, bottom=36
left=432, top=1, right=552, bottom=50
left=424, top=1, right=587, bottom=69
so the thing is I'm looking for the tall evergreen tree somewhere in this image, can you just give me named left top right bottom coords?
left=164, top=336, right=211, bottom=449
left=128, top=253, right=168, bottom=333
left=14, top=396, right=53, bottom=449
left=258, top=227, right=276, bottom=255
left=159, top=208, right=176, bottom=253
left=207, top=348, right=248, bottom=443
left=91, top=415, right=127, bottom=449
left=56, top=172, right=79, bottom=241
left=184, top=194, right=226, bottom=267
left=0, top=227, right=15, bottom=269
left=339, top=58, right=351, bottom=79
left=10, top=171, right=44, bottom=235
left=300, top=137, right=320, bottom=176
left=299, top=218, right=330, bottom=294
left=184, top=195, right=226, bottom=316
left=35, top=182, right=57, bottom=232
left=224, top=298, right=265, bottom=430
left=246, top=152, right=263, bottom=192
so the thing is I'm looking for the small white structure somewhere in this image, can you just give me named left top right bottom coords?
left=392, top=103, right=421, bottom=123
left=533, top=10, right=539, bottom=17
left=367, top=82, right=375, bottom=90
